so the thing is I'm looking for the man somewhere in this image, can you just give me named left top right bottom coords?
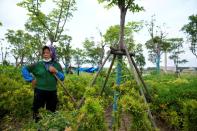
left=22, top=45, right=64, bottom=122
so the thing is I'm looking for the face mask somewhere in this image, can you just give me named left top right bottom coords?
left=43, top=58, right=52, bottom=62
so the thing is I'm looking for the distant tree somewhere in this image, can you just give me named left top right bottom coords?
left=5, top=30, right=33, bottom=66
left=145, top=15, right=168, bottom=73
left=104, top=25, right=120, bottom=47
left=82, top=38, right=103, bottom=67
left=104, top=21, right=142, bottom=50
left=182, top=14, right=197, bottom=59
left=161, top=40, right=171, bottom=72
left=73, top=48, right=85, bottom=75
left=0, top=22, right=7, bottom=64
left=145, top=36, right=161, bottom=72
left=0, top=39, right=9, bottom=64
left=134, top=44, right=145, bottom=74
left=97, top=29, right=107, bottom=68
left=2, top=60, right=10, bottom=66
left=56, top=35, right=72, bottom=67
left=168, top=38, right=188, bottom=77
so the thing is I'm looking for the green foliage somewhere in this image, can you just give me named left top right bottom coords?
left=145, top=16, right=170, bottom=74
left=82, top=38, right=103, bottom=66
left=73, top=48, right=86, bottom=67
left=2, top=60, right=10, bottom=66
left=56, top=35, right=72, bottom=65
left=77, top=97, right=107, bottom=131
left=64, top=74, right=92, bottom=99
left=145, top=36, right=165, bottom=66
left=1, top=65, right=197, bottom=131
left=182, top=100, right=197, bottom=131
left=97, top=0, right=144, bottom=12
left=57, top=74, right=90, bottom=110
left=134, top=43, right=146, bottom=73
left=0, top=66, right=33, bottom=117
left=168, top=38, right=188, bottom=73
left=104, top=22, right=142, bottom=49
left=23, top=110, right=73, bottom=130
left=16, top=0, right=77, bottom=65
left=17, top=0, right=76, bottom=44
left=146, top=74, right=197, bottom=130
left=118, top=82, right=152, bottom=130
left=182, top=14, right=197, bottom=58
left=5, top=29, right=35, bottom=66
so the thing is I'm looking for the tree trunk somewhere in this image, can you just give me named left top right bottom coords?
left=164, top=51, right=167, bottom=73
left=14, top=57, right=18, bottom=67
left=156, top=54, right=160, bottom=73
left=1, top=51, right=3, bottom=62
left=98, top=46, right=105, bottom=69
left=18, top=56, right=24, bottom=67
left=156, top=44, right=161, bottom=73
left=119, top=7, right=127, bottom=50
left=4, top=51, right=8, bottom=61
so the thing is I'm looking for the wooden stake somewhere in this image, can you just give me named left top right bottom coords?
left=100, top=55, right=116, bottom=96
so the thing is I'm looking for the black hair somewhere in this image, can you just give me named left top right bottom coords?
left=42, top=46, right=50, bottom=55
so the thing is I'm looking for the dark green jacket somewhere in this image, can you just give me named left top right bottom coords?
left=26, top=61, right=64, bottom=91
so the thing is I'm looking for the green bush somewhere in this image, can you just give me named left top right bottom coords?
left=0, top=74, right=33, bottom=117
left=146, top=74, right=197, bottom=130
left=182, top=100, right=197, bottom=131
left=119, top=82, right=153, bottom=131
left=77, top=97, right=107, bottom=131
left=23, top=110, right=73, bottom=130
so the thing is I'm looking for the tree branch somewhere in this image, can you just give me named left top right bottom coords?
left=56, top=0, right=72, bottom=42
left=54, top=0, right=64, bottom=41
left=32, top=0, right=53, bottom=41
left=126, top=0, right=132, bottom=10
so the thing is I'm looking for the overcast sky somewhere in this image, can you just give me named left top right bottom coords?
left=0, top=0, right=197, bottom=67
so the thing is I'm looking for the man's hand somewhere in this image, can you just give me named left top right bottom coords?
left=32, top=79, right=36, bottom=88
left=49, top=66, right=57, bottom=74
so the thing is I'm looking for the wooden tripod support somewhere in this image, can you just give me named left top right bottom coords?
left=77, top=45, right=157, bottom=129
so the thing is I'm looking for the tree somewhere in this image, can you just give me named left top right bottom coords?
left=24, top=16, right=48, bottom=62
left=0, top=23, right=9, bottom=64
left=182, top=14, right=197, bottom=59
left=168, top=38, right=188, bottom=77
left=104, top=21, right=142, bottom=50
left=82, top=38, right=103, bottom=67
left=0, top=39, right=9, bottom=64
left=134, top=44, right=145, bottom=74
left=145, top=36, right=161, bottom=72
left=145, top=15, right=168, bottom=73
left=98, top=0, right=143, bottom=49
left=73, top=48, right=85, bottom=75
left=56, top=34, right=72, bottom=66
left=104, top=22, right=145, bottom=70
left=161, top=40, right=171, bottom=72
left=97, top=2, right=156, bottom=129
left=5, top=30, right=33, bottom=66
left=17, top=0, right=76, bottom=45
left=96, top=29, right=107, bottom=69
left=26, top=36, right=44, bottom=63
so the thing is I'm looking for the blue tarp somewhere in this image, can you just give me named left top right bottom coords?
left=76, top=67, right=99, bottom=73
